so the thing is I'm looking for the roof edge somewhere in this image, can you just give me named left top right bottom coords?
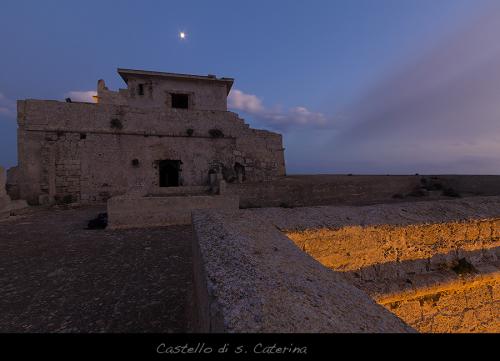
left=117, top=68, right=234, bottom=94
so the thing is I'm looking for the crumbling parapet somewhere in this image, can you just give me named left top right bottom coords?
left=5, top=166, right=20, bottom=200
left=0, top=167, right=10, bottom=219
left=1, top=166, right=28, bottom=219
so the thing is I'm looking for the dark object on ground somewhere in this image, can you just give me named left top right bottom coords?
left=452, top=258, right=476, bottom=275
left=442, top=187, right=461, bottom=198
left=65, top=97, right=72, bottom=103
left=87, top=213, right=108, bottom=229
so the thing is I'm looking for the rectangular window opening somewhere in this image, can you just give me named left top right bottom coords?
left=171, top=94, right=189, bottom=109
left=138, top=84, right=144, bottom=96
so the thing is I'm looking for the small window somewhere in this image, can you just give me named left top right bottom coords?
left=80, top=133, right=87, bottom=140
left=171, top=94, right=189, bottom=109
left=138, top=84, right=144, bottom=96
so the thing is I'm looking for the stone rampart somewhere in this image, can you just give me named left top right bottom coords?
left=191, top=197, right=500, bottom=332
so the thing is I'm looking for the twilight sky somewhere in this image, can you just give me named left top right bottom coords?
left=1, top=0, right=499, bottom=174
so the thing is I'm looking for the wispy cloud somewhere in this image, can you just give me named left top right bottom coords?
left=0, top=93, right=16, bottom=118
left=228, top=89, right=329, bottom=130
left=295, top=4, right=500, bottom=174
left=65, top=90, right=97, bottom=103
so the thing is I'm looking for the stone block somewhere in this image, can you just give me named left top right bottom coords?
left=107, top=193, right=239, bottom=229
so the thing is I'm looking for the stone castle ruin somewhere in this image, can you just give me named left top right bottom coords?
left=12, top=68, right=285, bottom=205
left=1, top=67, right=499, bottom=333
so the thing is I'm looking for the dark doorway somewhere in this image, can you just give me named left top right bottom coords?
left=159, top=160, right=181, bottom=187
left=234, top=162, right=246, bottom=183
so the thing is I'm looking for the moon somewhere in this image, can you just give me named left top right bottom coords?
left=179, top=32, right=186, bottom=40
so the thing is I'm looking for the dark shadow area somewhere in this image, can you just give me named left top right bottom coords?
left=339, top=246, right=499, bottom=296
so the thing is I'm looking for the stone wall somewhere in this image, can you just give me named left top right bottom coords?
left=228, top=175, right=500, bottom=208
left=97, top=70, right=231, bottom=111
left=0, top=167, right=11, bottom=219
left=228, top=175, right=421, bottom=208
left=0, top=166, right=27, bottom=219
left=286, top=220, right=500, bottom=272
left=257, top=197, right=500, bottom=332
left=107, top=194, right=239, bottom=229
left=121, top=76, right=229, bottom=111
left=15, top=100, right=285, bottom=204
left=377, top=274, right=498, bottom=333
left=187, top=195, right=500, bottom=333
left=6, top=166, right=20, bottom=200
left=286, top=221, right=500, bottom=332
left=190, top=209, right=414, bottom=332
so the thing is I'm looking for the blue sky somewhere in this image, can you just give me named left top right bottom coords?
left=1, top=0, right=499, bottom=174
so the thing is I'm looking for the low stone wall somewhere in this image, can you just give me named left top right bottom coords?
left=0, top=167, right=11, bottom=219
left=190, top=197, right=499, bottom=333
left=190, top=210, right=414, bottom=333
left=287, top=223, right=500, bottom=332
left=377, top=272, right=499, bottom=333
left=1, top=166, right=28, bottom=219
left=286, top=220, right=500, bottom=272
left=107, top=194, right=239, bottom=229
left=6, top=166, right=20, bottom=200
left=228, top=175, right=500, bottom=208
left=259, top=197, right=500, bottom=333
left=147, top=185, right=212, bottom=197
left=436, top=175, right=500, bottom=196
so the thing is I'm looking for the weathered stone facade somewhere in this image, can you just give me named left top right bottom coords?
left=0, top=167, right=11, bottom=219
left=0, top=166, right=27, bottom=218
left=15, top=69, right=285, bottom=204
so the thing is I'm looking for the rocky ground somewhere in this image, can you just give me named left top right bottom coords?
left=0, top=205, right=193, bottom=332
